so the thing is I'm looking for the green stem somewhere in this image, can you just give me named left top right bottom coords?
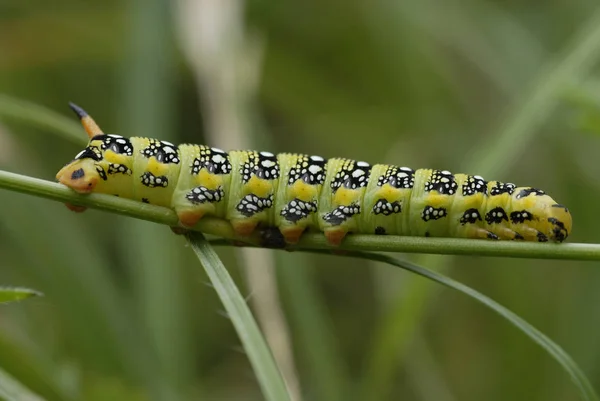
left=1, top=169, right=600, bottom=260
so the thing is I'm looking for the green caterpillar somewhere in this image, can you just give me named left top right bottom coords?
left=56, top=103, right=572, bottom=245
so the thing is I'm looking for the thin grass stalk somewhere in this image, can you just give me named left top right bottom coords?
left=338, top=250, right=598, bottom=401
left=185, top=232, right=291, bottom=401
left=0, top=94, right=83, bottom=144
left=0, top=367, right=47, bottom=401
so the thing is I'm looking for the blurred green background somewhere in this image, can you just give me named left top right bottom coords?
left=2, top=0, right=600, bottom=400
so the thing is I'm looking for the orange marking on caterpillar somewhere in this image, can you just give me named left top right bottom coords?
left=177, top=209, right=206, bottom=228
left=280, top=226, right=306, bottom=244
left=324, top=227, right=348, bottom=246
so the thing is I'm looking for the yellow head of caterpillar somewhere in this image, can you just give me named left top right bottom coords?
left=56, top=157, right=99, bottom=193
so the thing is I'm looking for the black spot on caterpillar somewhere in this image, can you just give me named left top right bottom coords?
left=71, top=168, right=85, bottom=180
left=56, top=103, right=573, bottom=245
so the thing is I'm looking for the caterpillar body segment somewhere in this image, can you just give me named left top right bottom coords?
left=56, top=104, right=572, bottom=245
left=274, top=153, right=325, bottom=243
left=226, top=150, right=279, bottom=236
left=171, top=144, right=232, bottom=227
left=318, top=158, right=370, bottom=245
left=360, top=164, right=414, bottom=237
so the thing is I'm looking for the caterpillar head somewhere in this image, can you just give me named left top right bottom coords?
left=56, top=156, right=100, bottom=193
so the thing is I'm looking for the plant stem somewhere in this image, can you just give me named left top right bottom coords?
left=2, top=169, right=600, bottom=261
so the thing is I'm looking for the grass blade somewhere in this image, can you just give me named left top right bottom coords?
left=0, top=287, right=42, bottom=305
left=185, top=232, right=291, bottom=401
left=275, top=252, right=347, bottom=401
left=0, top=95, right=84, bottom=145
left=0, top=366, right=46, bottom=401
left=470, top=6, right=600, bottom=176
left=331, top=250, right=599, bottom=401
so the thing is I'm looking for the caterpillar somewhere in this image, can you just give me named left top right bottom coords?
left=56, top=103, right=572, bottom=245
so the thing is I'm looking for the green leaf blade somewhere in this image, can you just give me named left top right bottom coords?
left=0, top=95, right=84, bottom=145
left=341, top=250, right=599, bottom=401
left=0, top=366, right=47, bottom=401
left=0, top=287, right=42, bottom=305
left=185, top=232, right=291, bottom=401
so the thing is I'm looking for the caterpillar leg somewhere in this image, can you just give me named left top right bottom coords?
left=467, top=227, right=500, bottom=240
left=466, top=226, right=524, bottom=241
left=259, top=227, right=287, bottom=249
left=176, top=208, right=206, bottom=228
left=279, top=226, right=306, bottom=244
left=324, top=227, right=348, bottom=246
left=230, top=218, right=260, bottom=237
left=170, top=226, right=189, bottom=235
left=65, top=203, right=88, bottom=213
left=519, top=226, right=548, bottom=242
left=492, top=226, right=522, bottom=240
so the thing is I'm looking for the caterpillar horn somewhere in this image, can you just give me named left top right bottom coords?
left=68, top=102, right=104, bottom=139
